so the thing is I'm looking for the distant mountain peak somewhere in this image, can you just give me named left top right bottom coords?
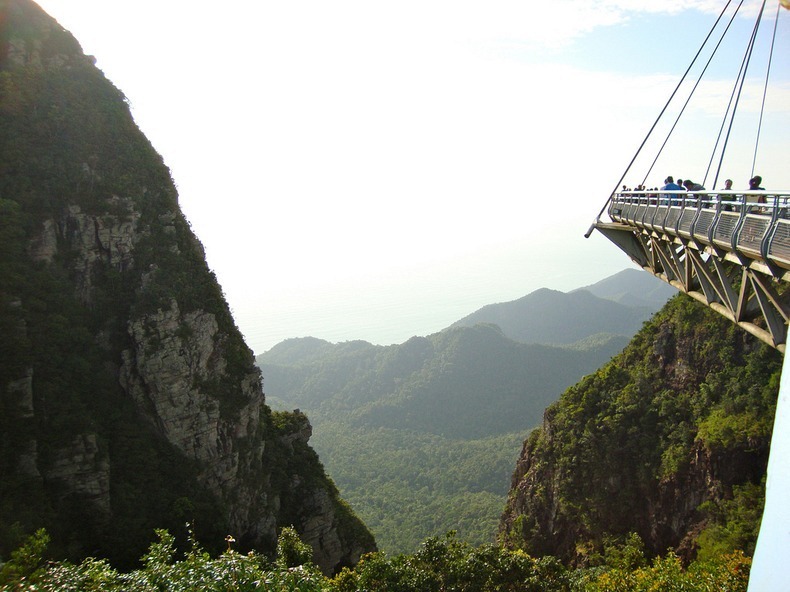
left=449, top=269, right=674, bottom=345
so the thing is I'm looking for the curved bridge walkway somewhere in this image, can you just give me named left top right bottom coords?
left=594, top=190, right=790, bottom=352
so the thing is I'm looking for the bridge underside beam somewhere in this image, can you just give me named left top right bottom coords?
left=595, top=222, right=790, bottom=352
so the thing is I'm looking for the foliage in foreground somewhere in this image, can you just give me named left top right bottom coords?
left=0, top=528, right=750, bottom=592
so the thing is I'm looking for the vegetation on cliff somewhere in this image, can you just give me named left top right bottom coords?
left=500, top=292, right=781, bottom=565
left=0, top=0, right=374, bottom=572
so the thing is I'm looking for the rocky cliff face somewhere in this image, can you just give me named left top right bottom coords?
left=0, top=0, right=374, bottom=572
left=499, top=294, right=781, bottom=564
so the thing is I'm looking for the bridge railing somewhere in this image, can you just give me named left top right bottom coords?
left=608, top=190, right=790, bottom=272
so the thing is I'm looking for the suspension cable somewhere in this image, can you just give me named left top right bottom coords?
left=713, top=0, right=767, bottom=188
left=704, top=51, right=746, bottom=188
left=751, top=1, right=781, bottom=178
left=585, top=0, right=734, bottom=237
left=706, top=0, right=759, bottom=188
left=641, top=0, right=744, bottom=189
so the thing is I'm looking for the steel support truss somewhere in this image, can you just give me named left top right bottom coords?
left=595, top=221, right=790, bottom=352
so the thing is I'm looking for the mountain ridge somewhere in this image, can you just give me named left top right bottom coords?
left=263, top=268, right=672, bottom=357
left=448, top=269, right=675, bottom=345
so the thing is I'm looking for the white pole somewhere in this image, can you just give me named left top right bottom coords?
left=748, top=351, right=790, bottom=590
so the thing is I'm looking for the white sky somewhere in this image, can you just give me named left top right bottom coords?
left=32, top=0, right=790, bottom=353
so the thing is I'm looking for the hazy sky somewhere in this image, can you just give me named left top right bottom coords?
left=33, top=0, right=790, bottom=353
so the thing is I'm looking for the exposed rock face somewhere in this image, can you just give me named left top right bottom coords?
left=28, top=200, right=140, bottom=301
left=500, top=295, right=780, bottom=564
left=121, top=299, right=233, bottom=463
left=0, top=0, right=374, bottom=571
left=46, top=434, right=112, bottom=519
left=301, top=485, right=362, bottom=572
left=503, top=414, right=769, bottom=563
left=270, top=413, right=369, bottom=573
left=6, top=369, right=39, bottom=479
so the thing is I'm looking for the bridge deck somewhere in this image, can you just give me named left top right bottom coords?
left=595, top=190, right=790, bottom=351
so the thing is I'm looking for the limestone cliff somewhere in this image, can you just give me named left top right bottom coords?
left=499, top=293, right=781, bottom=565
left=0, top=0, right=374, bottom=572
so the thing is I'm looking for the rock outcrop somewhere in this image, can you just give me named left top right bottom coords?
left=0, top=0, right=374, bottom=572
left=499, top=294, right=780, bottom=564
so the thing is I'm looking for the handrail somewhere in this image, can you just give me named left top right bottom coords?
left=605, top=190, right=790, bottom=271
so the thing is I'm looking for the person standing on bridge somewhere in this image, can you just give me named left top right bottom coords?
left=683, top=179, right=705, bottom=191
left=747, top=175, right=766, bottom=212
left=719, top=179, right=734, bottom=210
left=661, top=176, right=683, bottom=205
left=662, top=176, right=682, bottom=191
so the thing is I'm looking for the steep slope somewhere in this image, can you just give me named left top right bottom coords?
left=0, top=0, right=374, bottom=572
left=449, top=283, right=666, bottom=345
left=500, top=294, right=781, bottom=565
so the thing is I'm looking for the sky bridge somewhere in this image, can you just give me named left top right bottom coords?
left=585, top=4, right=789, bottom=588
left=593, top=189, right=790, bottom=351
left=591, top=189, right=790, bottom=592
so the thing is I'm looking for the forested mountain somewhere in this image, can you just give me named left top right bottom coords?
left=262, top=324, right=627, bottom=438
left=257, top=287, right=637, bottom=552
left=0, top=0, right=373, bottom=573
left=500, top=292, right=781, bottom=564
left=572, top=267, right=677, bottom=308
left=450, top=268, right=675, bottom=344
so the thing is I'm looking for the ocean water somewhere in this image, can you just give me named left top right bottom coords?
left=229, top=232, right=630, bottom=354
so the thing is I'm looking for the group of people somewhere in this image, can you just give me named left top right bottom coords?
left=660, top=176, right=706, bottom=192
left=619, top=175, right=767, bottom=215
left=621, top=175, right=765, bottom=194
left=620, top=178, right=705, bottom=194
left=658, top=175, right=764, bottom=193
left=655, top=175, right=767, bottom=211
left=618, top=175, right=768, bottom=212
